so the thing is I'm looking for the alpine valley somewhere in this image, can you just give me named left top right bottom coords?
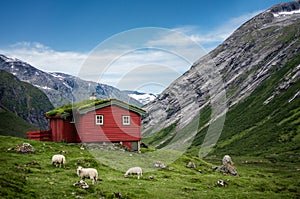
left=0, top=1, right=300, bottom=198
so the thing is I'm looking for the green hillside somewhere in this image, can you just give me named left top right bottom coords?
left=0, top=136, right=299, bottom=198
left=144, top=52, right=300, bottom=164
left=0, top=106, right=38, bottom=138
left=189, top=52, right=300, bottom=162
left=0, top=70, right=54, bottom=130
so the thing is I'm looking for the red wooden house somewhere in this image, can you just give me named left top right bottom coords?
left=27, top=99, right=146, bottom=151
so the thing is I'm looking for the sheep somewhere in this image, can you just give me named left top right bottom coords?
left=77, top=166, right=98, bottom=185
left=124, top=167, right=143, bottom=179
left=51, top=154, right=66, bottom=168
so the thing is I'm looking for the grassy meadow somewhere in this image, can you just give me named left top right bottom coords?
left=0, top=136, right=299, bottom=199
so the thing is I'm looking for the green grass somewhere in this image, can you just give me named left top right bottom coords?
left=142, top=122, right=178, bottom=148
left=1, top=136, right=299, bottom=198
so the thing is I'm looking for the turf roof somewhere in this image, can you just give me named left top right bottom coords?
left=46, top=99, right=145, bottom=118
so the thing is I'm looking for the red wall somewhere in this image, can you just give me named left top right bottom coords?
left=76, top=105, right=142, bottom=143
left=50, top=117, right=80, bottom=142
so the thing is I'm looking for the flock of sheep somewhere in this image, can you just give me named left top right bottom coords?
left=51, top=153, right=237, bottom=187
left=51, top=154, right=142, bottom=186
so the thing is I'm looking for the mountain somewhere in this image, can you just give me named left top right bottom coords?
left=0, top=70, right=53, bottom=130
left=142, top=1, right=300, bottom=159
left=122, top=90, right=157, bottom=105
left=0, top=105, right=38, bottom=138
left=0, top=55, right=142, bottom=108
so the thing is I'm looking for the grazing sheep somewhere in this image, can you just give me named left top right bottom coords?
left=124, top=167, right=143, bottom=179
left=76, top=166, right=98, bottom=185
left=51, top=154, right=66, bottom=168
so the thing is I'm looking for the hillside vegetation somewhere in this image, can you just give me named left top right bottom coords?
left=190, top=52, right=300, bottom=161
left=144, top=52, right=300, bottom=163
left=0, top=136, right=299, bottom=198
left=0, top=70, right=54, bottom=129
left=0, top=106, right=38, bottom=138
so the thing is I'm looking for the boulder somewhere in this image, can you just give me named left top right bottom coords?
left=186, top=161, right=196, bottom=168
left=153, top=161, right=166, bottom=169
left=73, top=180, right=89, bottom=189
left=213, top=155, right=238, bottom=176
left=15, top=143, right=35, bottom=154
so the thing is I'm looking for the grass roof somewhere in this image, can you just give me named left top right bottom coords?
left=46, top=99, right=145, bottom=118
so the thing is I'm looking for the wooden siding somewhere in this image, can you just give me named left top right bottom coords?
left=50, top=118, right=79, bottom=142
left=76, top=105, right=142, bottom=143
left=27, top=130, right=52, bottom=141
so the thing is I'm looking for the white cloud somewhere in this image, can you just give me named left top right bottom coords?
left=0, top=10, right=262, bottom=94
left=0, top=42, right=87, bottom=76
left=97, top=49, right=186, bottom=90
left=174, top=10, right=262, bottom=51
left=77, top=27, right=205, bottom=93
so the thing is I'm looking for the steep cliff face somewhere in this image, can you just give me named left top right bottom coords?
left=0, top=55, right=142, bottom=108
left=143, top=1, right=300, bottom=142
left=0, top=70, right=53, bottom=129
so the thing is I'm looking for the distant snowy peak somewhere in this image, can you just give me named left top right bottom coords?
left=129, top=93, right=157, bottom=105
left=0, top=54, right=21, bottom=63
left=270, top=0, right=300, bottom=17
left=123, top=90, right=157, bottom=105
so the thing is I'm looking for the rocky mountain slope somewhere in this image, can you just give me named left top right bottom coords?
left=0, top=70, right=53, bottom=129
left=0, top=55, right=142, bottom=108
left=143, top=1, right=300, bottom=157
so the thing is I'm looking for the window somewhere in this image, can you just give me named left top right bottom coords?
left=95, top=115, right=104, bottom=125
left=122, top=115, right=130, bottom=125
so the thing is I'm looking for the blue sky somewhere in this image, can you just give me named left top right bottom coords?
left=0, top=0, right=291, bottom=93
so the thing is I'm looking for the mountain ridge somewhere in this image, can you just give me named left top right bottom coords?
left=142, top=0, right=300, bottom=157
left=0, top=54, right=142, bottom=108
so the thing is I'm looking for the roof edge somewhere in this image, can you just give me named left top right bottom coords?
left=78, top=99, right=146, bottom=115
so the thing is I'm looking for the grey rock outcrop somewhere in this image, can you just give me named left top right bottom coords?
left=143, top=1, right=300, bottom=138
left=14, top=143, right=35, bottom=154
left=213, top=155, right=238, bottom=176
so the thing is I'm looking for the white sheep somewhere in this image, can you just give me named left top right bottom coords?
left=77, top=166, right=98, bottom=185
left=124, top=167, right=143, bottom=179
left=51, top=154, right=66, bottom=168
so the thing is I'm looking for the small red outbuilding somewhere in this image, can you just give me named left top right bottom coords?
left=27, top=99, right=146, bottom=151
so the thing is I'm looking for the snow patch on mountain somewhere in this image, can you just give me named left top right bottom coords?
left=123, top=90, right=157, bottom=105
left=273, top=9, right=300, bottom=17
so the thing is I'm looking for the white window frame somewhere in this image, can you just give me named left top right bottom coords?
left=95, top=115, right=104, bottom=125
left=122, top=115, right=130, bottom=126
